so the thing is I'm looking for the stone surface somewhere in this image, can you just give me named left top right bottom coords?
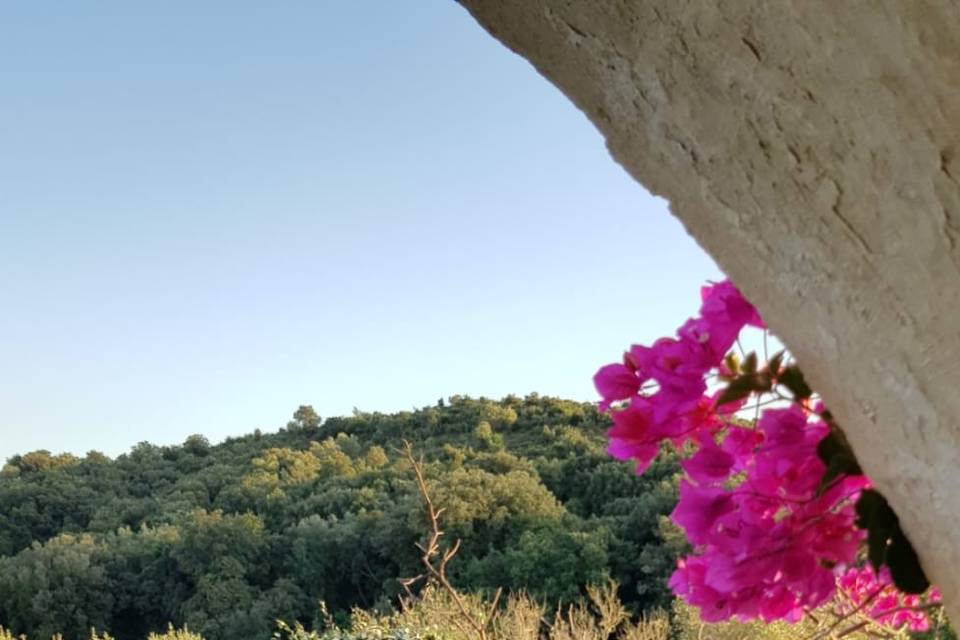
left=459, top=0, right=960, bottom=620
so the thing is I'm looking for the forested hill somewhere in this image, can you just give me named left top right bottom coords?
left=0, top=395, right=681, bottom=640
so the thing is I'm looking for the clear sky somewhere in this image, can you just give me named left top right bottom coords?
left=0, top=1, right=723, bottom=460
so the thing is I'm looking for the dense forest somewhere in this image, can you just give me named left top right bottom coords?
left=0, top=395, right=683, bottom=640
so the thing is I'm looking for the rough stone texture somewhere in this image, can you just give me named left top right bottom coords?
left=459, top=0, right=960, bottom=620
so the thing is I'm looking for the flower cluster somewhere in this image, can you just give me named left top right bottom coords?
left=594, top=281, right=933, bottom=625
left=594, top=281, right=763, bottom=475
left=836, top=565, right=941, bottom=632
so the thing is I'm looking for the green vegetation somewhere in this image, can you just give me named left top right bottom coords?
left=0, top=594, right=919, bottom=640
left=0, top=396, right=682, bottom=640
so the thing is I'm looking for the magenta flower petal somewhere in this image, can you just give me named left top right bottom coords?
left=682, top=441, right=735, bottom=485
left=593, top=363, right=640, bottom=409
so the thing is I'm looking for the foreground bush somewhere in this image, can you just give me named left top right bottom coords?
left=146, top=627, right=204, bottom=640
left=288, top=583, right=671, bottom=640
left=3, top=586, right=948, bottom=640
left=0, top=627, right=201, bottom=640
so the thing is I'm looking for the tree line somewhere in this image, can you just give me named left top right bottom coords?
left=0, top=396, right=682, bottom=640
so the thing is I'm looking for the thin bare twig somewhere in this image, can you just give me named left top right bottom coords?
left=399, top=440, right=493, bottom=640
left=809, top=584, right=887, bottom=640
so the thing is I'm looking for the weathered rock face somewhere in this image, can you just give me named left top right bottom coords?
left=459, top=0, right=960, bottom=619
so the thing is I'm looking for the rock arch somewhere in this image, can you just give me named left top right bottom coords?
left=459, top=0, right=960, bottom=620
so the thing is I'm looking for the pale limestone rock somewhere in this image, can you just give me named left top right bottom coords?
left=460, top=0, right=960, bottom=620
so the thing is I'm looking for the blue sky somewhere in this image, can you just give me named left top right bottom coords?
left=0, top=2, right=722, bottom=460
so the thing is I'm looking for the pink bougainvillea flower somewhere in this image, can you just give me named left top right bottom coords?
left=592, top=279, right=935, bottom=626
left=700, top=280, right=765, bottom=333
left=836, top=565, right=938, bottom=632
left=721, top=426, right=763, bottom=471
left=593, top=362, right=640, bottom=410
left=669, top=557, right=735, bottom=622
left=632, top=337, right=709, bottom=400
left=606, top=400, right=660, bottom=474
left=682, top=439, right=735, bottom=485
left=671, top=481, right=736, bottom=545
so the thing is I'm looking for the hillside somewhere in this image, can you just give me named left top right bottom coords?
left=0, top=395, right=681, bottom=640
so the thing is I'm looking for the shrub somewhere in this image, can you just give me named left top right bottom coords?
left=147, top=626, right=205, bottom=640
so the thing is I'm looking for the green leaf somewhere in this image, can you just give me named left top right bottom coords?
left=816, top=454, right=861, bottom=496
left=815, top=431, right=861, bottom=495
left=865, top=525, right=889, bottom=571
left=854, top=490, right=930, bottom=592
left=816, top=432, right=842, bottom=465
left=742, top=352, right=758, bottom=375
left=778, top=365, right=812, bottom=401
left=855, top=490, right=894, bottom=528
left=887, top=530, right=930, bottom=594
left=715, top=377, right=755, bottom=407
left=766, top=350, right=785, bottom=378
left=856, top=490, right=895, bottom=570
left=724, top=353, right=741, bottom=377
left=715, top=371, right=773, bottom=407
